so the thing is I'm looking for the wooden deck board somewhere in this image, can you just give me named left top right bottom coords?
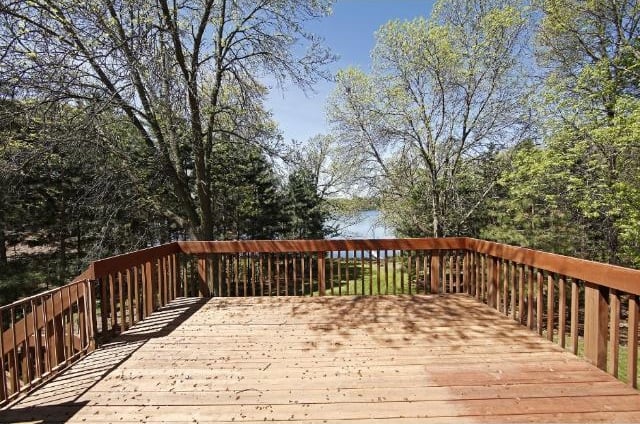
left=3, top=294, right=640, bottom=423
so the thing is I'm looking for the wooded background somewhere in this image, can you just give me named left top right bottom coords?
left=1, top=0, right=639, bottom=304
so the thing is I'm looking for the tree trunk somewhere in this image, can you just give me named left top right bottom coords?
left=431, top=192, right=440, bottom=238
left=0, top=228, right=7, bottom=268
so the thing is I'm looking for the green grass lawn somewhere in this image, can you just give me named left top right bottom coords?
left=319, top=256, right=436, bottom=296
left=549, top=334, right=638, bottom=385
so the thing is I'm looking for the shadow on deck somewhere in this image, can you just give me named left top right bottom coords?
left=1, top=297, right=206, bottom=423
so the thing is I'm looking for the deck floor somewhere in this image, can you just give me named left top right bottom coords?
left=3, top=294, right=640, bottom=423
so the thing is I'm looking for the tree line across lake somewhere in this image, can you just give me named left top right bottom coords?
left=1, top=0, right=639, bottom=304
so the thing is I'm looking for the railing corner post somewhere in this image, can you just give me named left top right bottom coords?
left=584, top=283, right=608, bottom=370
left=87, top=279, right=98, bottom=351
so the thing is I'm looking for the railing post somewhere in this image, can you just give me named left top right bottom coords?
left=87, top=280, right=98, bottom=350
left=144, top=260, right=155, bottom=317
left=318, top=252, right=326, bottom=296
left=198, top=256, right=209, bottom=297
left=430, top=251, right=440, bottom=294
left=584, top=283, right=608, bottom=370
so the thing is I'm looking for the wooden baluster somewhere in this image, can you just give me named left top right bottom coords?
left=275, top=253, right=280, bottom=296
left=266, top=254, right=272, bottom=296
left=509, top=262, right=516, bottom=320
left=172, top=254, right=178, bottom=301
left=30, top=299, right=41, bottom=380
left=133, top=267, right=140, bottom=322
left=527, top=267, right=534, bottom=330
left=40, top=294, right=51, bottom=373
left=479, top=255, right=485, bottom=302
left=413, top=253, right=419, bottom=297
left=368, top=250, right=373, bottom=295
left=338, top=252, right=342, bottom=296
left=65, top=286, right=73, bottom=362
left=406, top=251, right=412, bottom=295
left=0, top=310, right=8, bottom=401
left=99, top=277, right=107, bottom=333
left=628, top=295, right=638, bottom=388
left=392, top=250, right=396, bottom=295
left=536, top=270, right=544, bottom=336
left=234, top=254, right=240, bottom=297
left=475, top=253, right=481, bottom=300
left=126, top=268, right=133, bottom=328
left=10, top=307, right=19, bottom=394
left=109, top=274, right=116, bottom=330
left=455, top=252, right=460, bottom=293
left=79, top=282, right=89, bottom=351
left=160, top=257, right=166, bottom=304
left=547, top=273, right=555, bottom=341
left=117, top=271, right=125, bottom=331
left=21, top=304, right=31, bottom=385
left=584, top=282, right=608, bottom=370
left=608, top=289, right=620, bottom=378
left=377, top=250, right=381, bottom=295
left=344, top=250, right=349, bottom=296
left=571, top=279, right=579, bottom=354
left=299, top=254, right=304, bottom=296
left=502, top=260, right=508, bottom=314
left=517, top=265, right=524, bottom=324
left=360, top=250, right=365, bottom=295
left=445, top=253, right=451, bottom=293
left=244, top=254, right=249, bottom=297
left=558, top=276, right=566, bottom=348
left=292, top=253, right=297, bottom=296
left=495, top=259, right=500, bottom=309
left=423, top=254, right=429, bottom=295
left=309, top=253, right=314, bottom=296
left=284, top=253, right=289, bottom=296
left=216, top=255, right=223, bottom=297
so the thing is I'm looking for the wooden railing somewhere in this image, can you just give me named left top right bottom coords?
left=0, top=279, right=94, bottom=404
left=1, top=237, right=639, bottom=405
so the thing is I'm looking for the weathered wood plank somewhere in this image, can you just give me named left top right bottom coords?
left=5, top=295, right=640, bottom=423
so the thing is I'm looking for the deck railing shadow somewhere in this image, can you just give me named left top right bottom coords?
left=1, top=297, right=206, bottom=422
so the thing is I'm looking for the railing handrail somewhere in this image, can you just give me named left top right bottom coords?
left=468, top=238, right=640, bottom=296
left=177, top=237, right=470, bottom=254
left=77, top=237, right=640, bottom=295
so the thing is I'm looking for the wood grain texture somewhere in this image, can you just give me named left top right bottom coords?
left=4, top=295, right=640, bottom=423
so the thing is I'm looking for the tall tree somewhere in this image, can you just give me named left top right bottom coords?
left=328, top=0, right=531, bottom=237
left=531, top=0, right=640, bottom=265
left=1, top=0, right=334, bottom=239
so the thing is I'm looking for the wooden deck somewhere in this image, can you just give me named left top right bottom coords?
left=3, top=294, right=640, bottom=423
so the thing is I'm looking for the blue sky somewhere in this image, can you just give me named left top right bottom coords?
left=265, top=0, right=435, bottom=144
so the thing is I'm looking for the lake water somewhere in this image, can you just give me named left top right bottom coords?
left=332, top=210, right=394, bottom=239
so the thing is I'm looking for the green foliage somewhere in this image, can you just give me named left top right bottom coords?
left=285, top=166, right=330, bottom=240
left=328, top=0, right=531, bottom=238
left=483, top=0, right=640, bottom=267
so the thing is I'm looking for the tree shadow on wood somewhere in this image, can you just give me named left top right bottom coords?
left=0, top=297, right=207, bottom=424
left=284, top=294, right=549, bottom=352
